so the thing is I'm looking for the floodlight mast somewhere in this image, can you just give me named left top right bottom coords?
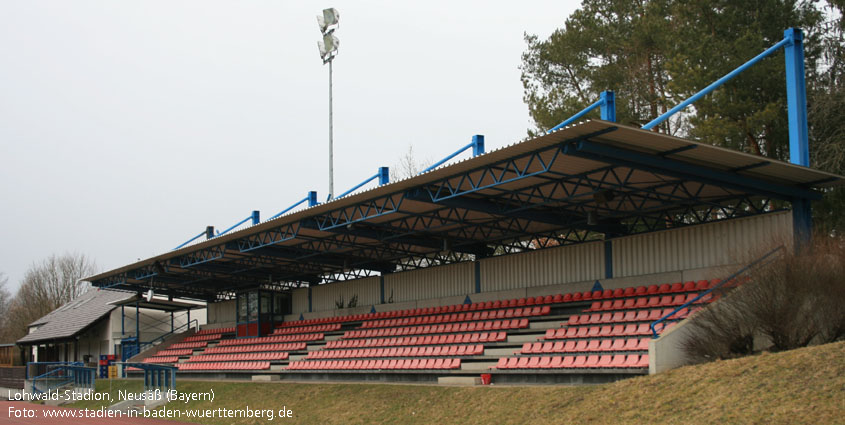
left=317, top=8, right=340, bottom=200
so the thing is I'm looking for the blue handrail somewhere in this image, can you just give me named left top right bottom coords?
left=29, top=362, right=95, bottom=394
left=119, top=362, right=177, bottom=391
left=422, top=135, right=486, bottom=173
left=649, top=245, right=785, bottom=338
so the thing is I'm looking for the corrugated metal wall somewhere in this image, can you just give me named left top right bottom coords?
left=480, top=241, right=605, bottom=291
left=291, top=287, right=309, bottom=315
left=612, top=211, right=792, bottom=277
left=384, top=262, right=474, bottom=303
left=310, top=277, right=380, bottom=312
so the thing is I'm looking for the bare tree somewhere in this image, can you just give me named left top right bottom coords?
left=390, top=145, right=432, bottom=181
left=1, top=253, right=97, bottom=341
left=0, top=272, right=10, bottom=321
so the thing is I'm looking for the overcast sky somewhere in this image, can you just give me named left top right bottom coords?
left=0, top=1, right=579, bottom=292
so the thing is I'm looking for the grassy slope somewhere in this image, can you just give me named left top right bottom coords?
left=71, top=341, right=844, bottom=425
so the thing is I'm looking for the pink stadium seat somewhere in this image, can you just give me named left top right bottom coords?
left=516, top=357, right=530, bottom=369
left=505, top=357, right=518, bottom=369
left=560, top=356, right=575, bottom=368
left=586, top=340, right=601, bottom=352
left=527, top=357, right=541, bottom=369
left=574, top=340, right=588, bottom=352
left=562, top=341, right=575, bottom=352
left=635, top=286, right=648, bottom=295
left=572, top=356, right=587, bottom=368
left=581, top=291, right=592, bottom=301
left=597, top=355, right=613, bottom=367
left=549, top=356, right=564, bottom=368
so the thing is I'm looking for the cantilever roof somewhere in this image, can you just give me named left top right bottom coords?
left=85, top=120, right=843, bottom=300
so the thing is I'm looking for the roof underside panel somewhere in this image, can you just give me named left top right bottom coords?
left=85, top=121, right=842, bottom=300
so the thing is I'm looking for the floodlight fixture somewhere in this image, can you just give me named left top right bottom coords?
left=318, top=33, right=340, bottom=60
left=317, top=8, right=340, bottom=33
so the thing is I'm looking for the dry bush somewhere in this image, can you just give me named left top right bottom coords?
left=683, top=237, right=845, bottom=361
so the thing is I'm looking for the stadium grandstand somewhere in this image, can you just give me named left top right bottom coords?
left=38, top=26, right=841, bottom=386
left=81, top=116, right=841, bottom=384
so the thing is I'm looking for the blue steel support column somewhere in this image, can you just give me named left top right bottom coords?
left=793, top=198, right=812, bottom=249
left=205, top=226, right=214, bottom=240
left=600, top=91, right=616, bottom=122
left=379, top=275, right=385, bottom=304
left=251, top=210, right=260, bottom=225
left=135, top=301, right=139, bottom=341
left=307, top=286, right=312, bottom=313
left=784, top=28, right=810, bottom=167
left=187, top=309, right=191, bottom=329
left=121, top=305, right=124, bottom=335
left=474, top=261, right=481, bottom=293
left=170, top=312, right=174, bottom=333
left=604, top=240, right=613, bottom=279
left=784, top=28, right=812, bottom=247
left=472, top=135, right=485, bottom=156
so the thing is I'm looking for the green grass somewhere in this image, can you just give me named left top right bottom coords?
left=68, top=341, right=844, bottom=424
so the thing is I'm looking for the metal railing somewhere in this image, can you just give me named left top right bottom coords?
left=28, top=362, right=96, bottom=394
left=141, top=319, right=199, bottom=351
left=119, top=362, right=177, bottom=392
left=649, top=245, right=785, bottom=338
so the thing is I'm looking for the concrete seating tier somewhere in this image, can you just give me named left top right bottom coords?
left=325, top=332, right=507, bottom=349
left=186, top=352, right=289, bottom=362
left=344, top=318, right=529, bottom=339
left=358, top=306, right=550, bottom=330
left=142, top=356, right=179, bottom=364
left=496, top=354, right=648, bottom=369
left=307, top=345, right=484, bottom=359
left=195, top=327, right=235, bottom=335
left=585, top=294, right=711, bottom=312
left=271, top=323, right=341, bottom=335
left=567, top=307, right=698, bottom=326
left=203, top=342, right=306, bottom=354
left=540, top=323, right=676, bottom=340
left=178, top=361, right=270, bottom=371
left=155, top=349, right=194, bottom=356
left=216, top=333, right=323, bottom=347
left=287, top=358, right=462, bottom=371
left=168, top=341, right=208, bottom=349
left=520, top=338, right=649, bottom=354
left=183, top=333, right=222, bottom=342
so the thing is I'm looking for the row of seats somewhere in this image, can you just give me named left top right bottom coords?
left=186, top=352, right=289, bottom=362
left=287, top=358, right=462, bottom=370
left=567, top=308, right=695, bottom=326
left=307, top=345, right=484, bottom=360
left=156, top=348, right=194, bottom=356
left=542, top=323, right=672, bottom=340
left=271, top=323, right=341, bottom=335
left=216, top=333, right=323, bottom=347
left=325, top=331, right=507, bottom=349
left=183, top=333, right=221, bottom=342
left=178, top=361, right=270, bottom=371
left=194, top=327, right=235, bottom=335
left=359, top=308, right=547, bottom=330
left=169, top=341, right=208, bottom=350
left=143, top=356, right=178, bottom=363
left=204, top=342, right=306, bottom=354
left=496, top=354, right=648, bottom=369
left=585, top=294, right=709, bottom=312
left=521, top=338, right=649, bottom=354
left=276, top=279, right=719, bottom=330
left=345, top=318, right=529, bottom=339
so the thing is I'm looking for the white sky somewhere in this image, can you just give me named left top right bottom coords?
left=0, top=1, right=580, bottom=292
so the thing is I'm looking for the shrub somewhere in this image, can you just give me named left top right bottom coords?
left=683, top=237, right=845, bottom=361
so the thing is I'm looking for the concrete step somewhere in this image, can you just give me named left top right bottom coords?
left=507, top=334, right=543, bottom=343
left=530, top=320, right=563, bottom=330
left=438, top=376, right=482, bottom=386
left=484, top=347, right=520, bottom=357
left=289, top=354, right=308, bottom=362
left=460, top=361, right=497, bottom=371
